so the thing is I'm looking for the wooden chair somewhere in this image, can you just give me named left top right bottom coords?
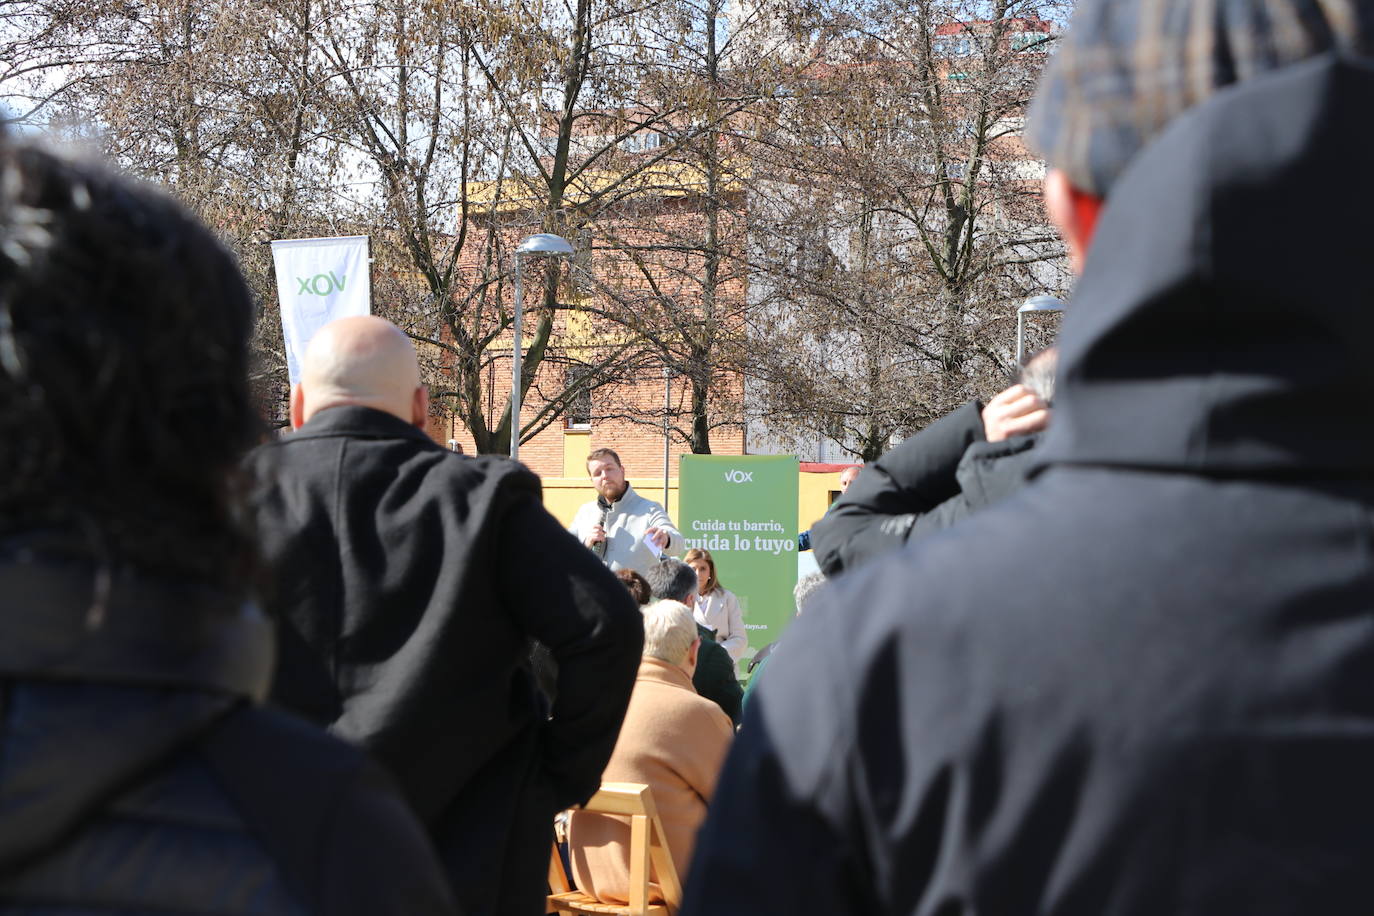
left=547, top=782, right=683, bottom=916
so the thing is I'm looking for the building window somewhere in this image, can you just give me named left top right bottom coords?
left=621, top=131, right=662, bottom=153
left=573, top=228, right=593, bottom=278
left=563, top=228, right=594, bottom=298
left=565, top=366, right=592, bottom=429
left=936, top=37, right=973, bottom=58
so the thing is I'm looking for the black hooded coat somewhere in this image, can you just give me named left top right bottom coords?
left=0, top=538, right=455, bottom=914
left=682, top=54, right=1374, bottom=916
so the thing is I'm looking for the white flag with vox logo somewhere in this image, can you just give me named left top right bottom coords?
left=270, top=235, right=371, bottom=384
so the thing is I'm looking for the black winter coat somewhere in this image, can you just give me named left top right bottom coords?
left=247, top=407, right=644, bottom=916
left=813, top=402, right=1041, bottom=576
left=694, top=623, right=743, bottom=725
left=931, top=434, right=1039, bottom=525
left=684, top=55, right=1374, bottom=916
left=0, top=536, right=454, bottom=915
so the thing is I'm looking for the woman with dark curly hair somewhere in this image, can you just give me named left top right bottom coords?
left=0, top=136, right=453, bottom=914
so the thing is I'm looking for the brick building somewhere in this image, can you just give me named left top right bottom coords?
left=418, top=12, right=1060, bottom=483
left=428, top=158, right=750, bottom=486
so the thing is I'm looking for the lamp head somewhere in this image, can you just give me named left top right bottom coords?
left=1019, top=295, right=1066, bottom=314
left=516, top=233, right=575, bottom=256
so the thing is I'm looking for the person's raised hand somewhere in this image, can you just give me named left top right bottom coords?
left=586, top=524, right=606, bottom=548
left=982, top=383, right=1050, bottom=442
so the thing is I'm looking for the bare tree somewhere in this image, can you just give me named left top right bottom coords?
left=2, top=0, right=1073, bottom=461
left=462, top=0, right=808, bottom=455
left=560, top=0, right=792, bottom=455
left=744, top=0, right=1072, bottom=460
left=1, top=0, right=350, bottom=424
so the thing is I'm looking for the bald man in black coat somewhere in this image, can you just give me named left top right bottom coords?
left=248, top=316, right=643, bottom=916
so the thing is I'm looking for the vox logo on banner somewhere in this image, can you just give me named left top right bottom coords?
left=680, top=455, right=799, bottom=675
left=271, top=236, right=371, bottom=384
left=296, top=272, right=349, bottom=296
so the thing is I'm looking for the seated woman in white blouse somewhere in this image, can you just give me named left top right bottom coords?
left=684, top=548, right=747, bottom=663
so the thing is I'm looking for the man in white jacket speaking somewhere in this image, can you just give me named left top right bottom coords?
left=570, top=448, right=683, bottom=575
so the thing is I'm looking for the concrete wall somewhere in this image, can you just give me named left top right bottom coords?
left=799, top=469, right=843, bottom=534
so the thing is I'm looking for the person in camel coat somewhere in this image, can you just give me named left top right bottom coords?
left=569, top=599, right=733, bottom=905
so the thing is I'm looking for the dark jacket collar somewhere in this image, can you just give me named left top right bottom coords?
left=0, top=536, right=274, bottom=701
left=290, top=404, right=435, bottom=446
left=1035, top=54, right=1374, bottom=477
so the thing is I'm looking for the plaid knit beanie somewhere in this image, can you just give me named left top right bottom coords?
left=1027, top=0, right=1374, bottom=196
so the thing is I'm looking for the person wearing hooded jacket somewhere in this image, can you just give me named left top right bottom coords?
left=0, top=139, right=454, bottom=914
left=813, top=353, right=1055, bottom=577
left=682, top=4, right=1374, bottom=915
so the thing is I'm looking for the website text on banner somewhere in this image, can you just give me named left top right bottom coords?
left=271, top=235, right=372, bottom=384
left=679, top=455, right=799, bottom=675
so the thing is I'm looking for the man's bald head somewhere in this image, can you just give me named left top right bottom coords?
left=291, top=315, right=428, bottom=429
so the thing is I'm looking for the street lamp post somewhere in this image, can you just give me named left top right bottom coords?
left=1016, top=295, right=1066, bottom=365
left=511, top=233, right=574, bottom=461
left=663, top=366, right=671, bottom=506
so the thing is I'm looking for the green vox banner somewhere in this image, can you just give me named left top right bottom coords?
left=680, top=455, right=799, bottom=674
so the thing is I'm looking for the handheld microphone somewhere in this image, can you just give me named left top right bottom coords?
left=593, top=506, right=608, bottom=559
